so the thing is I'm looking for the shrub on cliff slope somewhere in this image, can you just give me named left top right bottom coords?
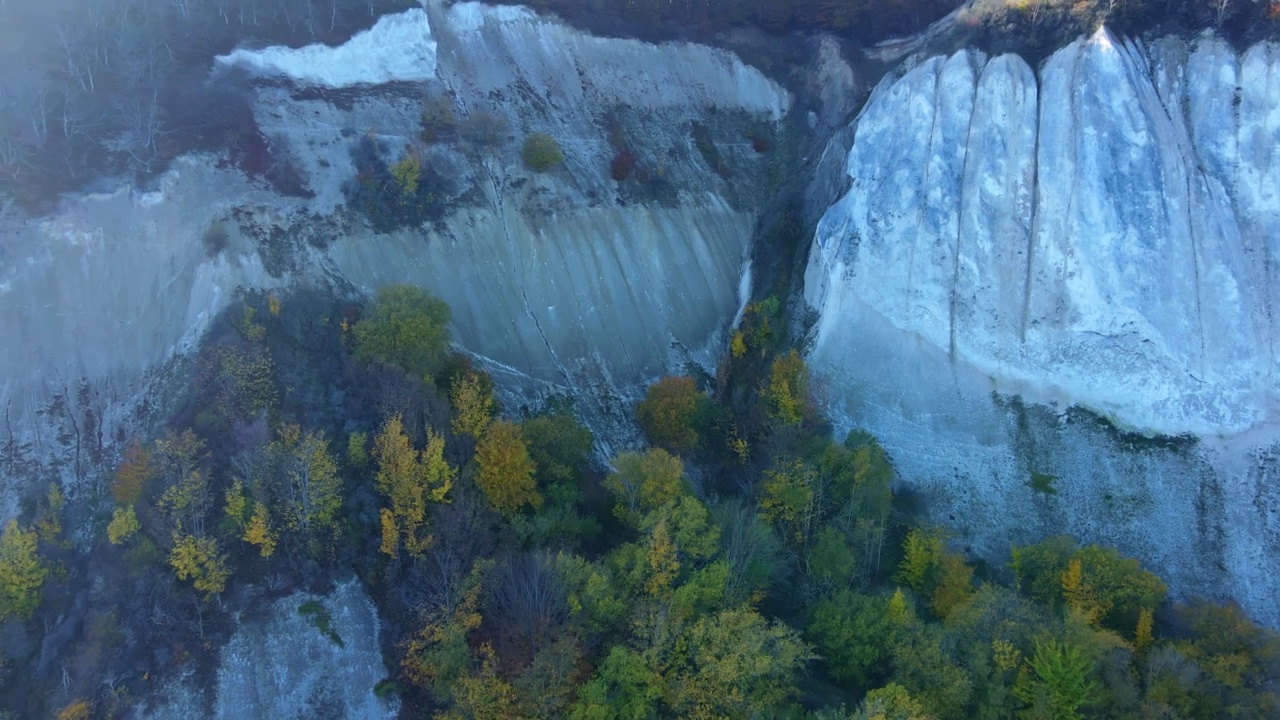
left=522, top=132, right=564, bottom=171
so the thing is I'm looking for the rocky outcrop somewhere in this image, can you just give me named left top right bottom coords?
left=134, top=580, right=396, bottom=720
left=805, top=30, right=1280, bottom=624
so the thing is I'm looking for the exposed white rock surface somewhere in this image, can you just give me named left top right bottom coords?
left=217, top=8, right=439, bottom=86
left=805, top=30, right=1280, bottom=624
left=135, top=580, right=396, bottom=720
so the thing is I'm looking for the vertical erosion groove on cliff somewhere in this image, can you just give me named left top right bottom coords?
left=805, top=29, right=1280, bottom=625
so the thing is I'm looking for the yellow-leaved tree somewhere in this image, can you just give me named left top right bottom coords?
left=474, top=419, right=540, bottom=516
left=0, top=519, right=48, bottom=622
left=374, top=415, right=454, bottom=557
left=450, top=370, right=495, bottom=439
left=106, top=506, right=140, bottom=545
left=762, top=350, right=810, bottom=426
left=169, top=533, right=230, bottom=598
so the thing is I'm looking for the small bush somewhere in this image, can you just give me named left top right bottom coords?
left=460, top=111, right=508, bottom=148
left=420, top=95, right=456, bottom=143
left=298, top=599, right=344, bottom=647
left=202, top=221, right=230, bottom=257
left=610, top=148, right=637, bottom=181
left=1029, top=470, right=1058, bottom=495
left=373, top=678, right=401, bottom=699
left=522, top=132, right=564, bottom=171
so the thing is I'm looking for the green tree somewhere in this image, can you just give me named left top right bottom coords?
left=353, top=285, right=452, bottom=382
left=1172, top=600, right=1280, bottom=717
left=605, top=449, right=683, bottom=527
left=572, top=646, right=661, bottom=720
left=886, top=615, right=973, bottom=718
left=522, top=411, right=593, bottom=484
left=1011, top=536, right=1076, bottom=611
left=808, top=590, right=891, bottom=690
left=1014, top=640, right=1096, bottom=720
left=636, top=376, right=701, bottom=454
left=475, top=419, right=540, bottom=515
left=0, top=519, right=47, bottom=621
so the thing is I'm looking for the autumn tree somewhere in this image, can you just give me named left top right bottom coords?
left=272, top=424, right=342, bottom=541
left=106, top=505, right=140, bottom=545
left=169, top=533, right=230, bottom=599
left=895, top=527, right=973, bottom=619
left=0, top=519, right=48, bottom=621
left=389, top=146, right=421, bottom=196
left=451, top=370, right=495, bottom=439
left=854, top=683, right=935, bottom=720
left=522, top=132, right=564, bottom=171
left=763, top=350, right=810, bottom=426
left=760, top=459, right=817, bottom=544
left=374, top=414, right=454, bottom=556
left=665, top=607, right=811, bottom=719
left=636, top=375, right=702, bottom=454
left=475, top=419, right=540, bottom=516
left=1060, top=545, right=1165, bottom=636
left=154, top=429, right=211, bottom=537
left=353, top=284, right=452, bottom=382
left=604, top=449, right=683, bottom=527
left=112, top=436, right=154, bottom=505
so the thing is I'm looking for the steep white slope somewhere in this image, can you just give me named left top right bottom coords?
left=805, top=30, right=1280, bottom=624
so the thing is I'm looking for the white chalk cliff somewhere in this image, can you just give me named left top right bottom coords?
left=0, top=1, right=790, bottom=515
left=806, top=29, right=1280, bottom=623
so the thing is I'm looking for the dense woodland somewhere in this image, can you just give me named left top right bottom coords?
left=1, top=281, right=1276, bottom=719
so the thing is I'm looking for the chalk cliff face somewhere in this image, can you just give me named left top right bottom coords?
left=805, top=30, right=1280, bottom=624
left=0, top=1, right=790, bottom=513
left=135, top=581, right=396, bottom=720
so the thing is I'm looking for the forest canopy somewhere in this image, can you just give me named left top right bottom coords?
left=1, top=285, right=1275, bottom=719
